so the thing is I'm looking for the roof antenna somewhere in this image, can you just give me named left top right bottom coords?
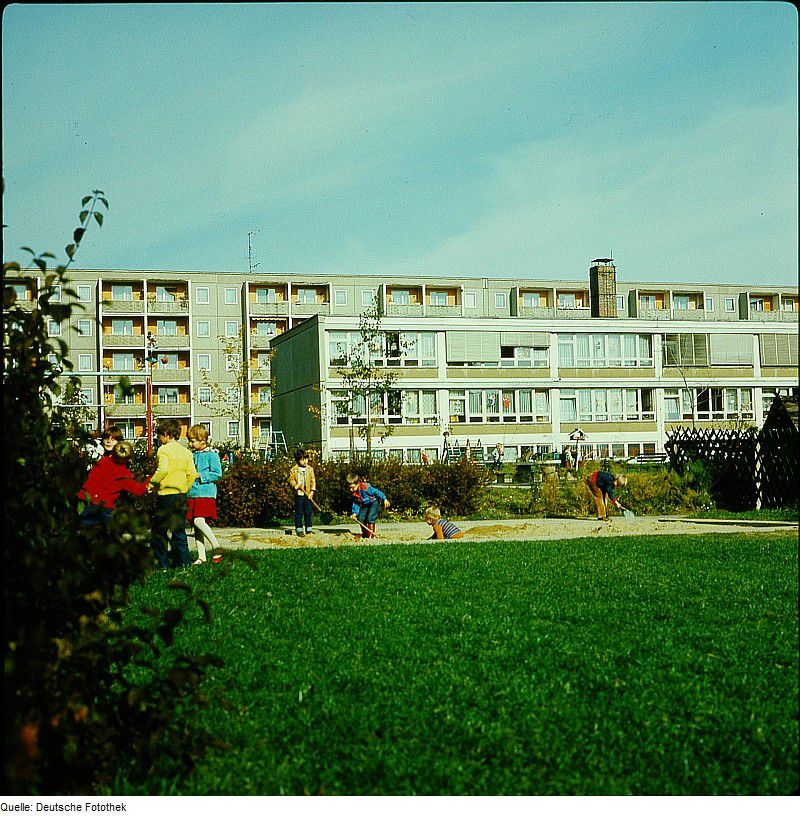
left=247, top=230, right=260, bottom=275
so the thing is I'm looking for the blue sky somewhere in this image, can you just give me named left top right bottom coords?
left=2, top=2, right=797, bottom=285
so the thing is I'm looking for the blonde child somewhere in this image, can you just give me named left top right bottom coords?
left=149, top=419, right=198, bottom=569
left=423, top=506, right=464, bottom=540
left=186, top=424, right=223, bottom=564
left=347, top=472, right=390, bottom=539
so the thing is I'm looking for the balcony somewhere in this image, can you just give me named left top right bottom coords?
left=146, top=297, right=189, bottom=314
left=249, top=333, right=278, bottom=349
left=151, top=368, right=191, bottom=383
left=426, top=304, right=462, bottom=317
left=250, top=300, right=290, bottom=317
left=555, top=307, right=591, bottom=319
left=292, top=301, right=331, bottom=316
left=101, top=299, right=145, bottom=313
left=103, top=403, right=145, bottom=418
left=101, top=334, right=145, bottom=348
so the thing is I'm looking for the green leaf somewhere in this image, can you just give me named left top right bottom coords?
left=41, top=252, right=57, bottom=259
left=99, top=197, right=109, bottom=209
left=21, top=247, right=35, bottom=255
left=73, top=228, right=85, bottom=244
left=66, top=244, right=77, bottom=259
left=4, top=262, right=21, bottom=273
left=34, top=258, right=47, bottom=272
left=94, top=212, right=104, bottom=227
left=82, top=196, right=92, bottom=206
left=79, top=210, right=89, bottom=224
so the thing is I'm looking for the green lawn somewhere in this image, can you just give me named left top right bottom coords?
left=116, top=533, right=798, bottom=795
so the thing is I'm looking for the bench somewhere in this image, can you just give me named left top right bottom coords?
left=632, top=452, right=668, bottom=465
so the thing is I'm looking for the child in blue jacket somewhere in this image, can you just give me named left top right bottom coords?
left=347, top=471, right=390, bottom=539
left=186, top=424, right=223, bottom=564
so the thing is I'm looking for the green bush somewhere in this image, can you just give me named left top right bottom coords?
left=3, top=194, right=217, bottom=793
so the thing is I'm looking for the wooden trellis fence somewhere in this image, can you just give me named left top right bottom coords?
left=666, top=426, right=799, bottom=510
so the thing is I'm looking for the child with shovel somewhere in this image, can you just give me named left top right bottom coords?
left=585, top=470, right=630, bottom=520
left=347, top=472, right=390, bottom=539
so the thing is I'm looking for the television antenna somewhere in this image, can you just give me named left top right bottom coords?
left=247, top=230, right=260, bottom=275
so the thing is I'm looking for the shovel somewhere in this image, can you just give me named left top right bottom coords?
left=622, top=508, right=635, bottom=519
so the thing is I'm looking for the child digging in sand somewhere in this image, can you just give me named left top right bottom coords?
left=347, top=472, right=390, bottom=539
left=423, top=506, right=464, bottom=540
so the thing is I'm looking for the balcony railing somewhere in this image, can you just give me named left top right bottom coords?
left=101, top=299, right=145, bottom=313
left=292, top=301, right=330, bottom=315
left=385, top=303, right=424, bottom=317
left=519, top=305, right=555, bottom=319
left=151, top=368, right=191, bottom=383
left=672, top=308, right=706, bottom=321
left=102, top=403, right=145, bottom=418
left=555, top=306, right=591, bottom=319
left=249, top=333, right=277, bottom=348
left=427, top=304, right=462, bottom=317
left=637, top=307, right=671, bottom=319
left=150, top=334, right=191, bottom=349
left=749, top=310, right=799, bottom=323
left=101, top=334, right=145, bottom=348
left=152, top=403, right=191, bottom=416
left=250, top=301, right=290, bottom=317
left=146, top=298, right=189, bottom=313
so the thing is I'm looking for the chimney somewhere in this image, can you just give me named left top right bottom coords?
left=589, top=258, right=617, bottom=318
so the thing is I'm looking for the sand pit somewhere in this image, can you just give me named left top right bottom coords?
left=210, top=516, right=797, bottom=552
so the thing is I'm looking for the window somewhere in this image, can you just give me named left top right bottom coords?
left=155, top=286, right=176, bottom=303
left=673, top=295, right=689, bottom=310
left=76, top=319, right=92, bottom=336
left=563, top=388, right=654, bottom=422
left=616, top=295, right=625, bottom=311
left=361, top=290, right=375, bottom=307
left=334, top=289, right=347, bottom=306
left=560, top=389, right=577, bottom=422
left=749, top=298, right=765, bottom=312
left=664, top=389, right=681, bottom=421
left=47, top=320, right=62, bottom=337
left=258, top=419, right=272, bottom=439
left=197, top=386, right=212, bottom=403
left=111, top=384, right=135, bottom=405
left=781, top=298, right=797, bottom=312
left=78, top=354, right=93, bottom=371
left=13, top=284, right=30, bottom=301
left=663, top=334, right=709, bottom=367
left=227, top=421, right=240, bottom=439
left=681, top=387, right=754, bottom=421
left=449, top=391, right=466, bottom=423
left=197, top=354, right=212, bottom=371
left=257, top=386, right=271, bottom=405
left=639, top=294, right=657, bottom=309
left=224, top=288, right=238, bottom=305
left=197, top=320, right=210, bottom=337
left=429, top=291, right=448, bottom=306
left=78, top=388, right=93, bottom=406
left=522, top=292, right=541, bottom=308
left=559, top=333, right=652, bottom=368
left=112, top=353, right=135, bottom=371
left=196, top=287, right=210, bottom=305
left=198, top=421, right=212, bottom=438
left=225, top=353, right=240, bottom=371
left=704, top=296, right=714, bottom=311
left=159, top=353, right=178, bottom=370
left=111, top=284, right=132, bottom=301
left=77, top=285, right=92, bottom=302
left=725, top=298, right=736, bottom=312
left=494, top=292, right=507, bottom=309
left=225, top=321, right=239, bottom=338
left=51, top=285, right=62, bottom=302
left=158, top=387, right=178, bottom=405
left=391, top=289, right=410, bottom=306
left=226, top=387, right=239, bottom=404
left=558, top=292, right=578, bottom=309
left=500, top=345, right=547, bottom=368
left=256, top=321, right=277, bottom=336
left=402, top=390, right=437, bottom=424
left=256, top=287, right=277, bottom=304
left=464, top=291, right=477, bottom=309
left=157, top=319, right=178, bottom=336
left=296, top=287, right=318, bottom=304
left=111, top=319, right=134, bottom=336
left=256, top=351, right=271, bottom=369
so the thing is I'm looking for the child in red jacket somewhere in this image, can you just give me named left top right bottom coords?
left=78, top=441, right=150, bottom=526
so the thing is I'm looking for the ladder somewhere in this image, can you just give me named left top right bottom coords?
left=264, top=430, right=288, bottom=460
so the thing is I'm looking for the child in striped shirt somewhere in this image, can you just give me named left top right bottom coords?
left=424, top=506, right=463, bottom=540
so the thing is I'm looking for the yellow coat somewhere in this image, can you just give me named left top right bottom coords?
left=150, top=440, right=198, bottom=495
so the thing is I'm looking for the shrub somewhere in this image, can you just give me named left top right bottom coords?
left=3, top=194, right=216, bottom=793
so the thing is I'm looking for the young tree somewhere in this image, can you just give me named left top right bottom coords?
left=335, top=303, right=402, bottom=462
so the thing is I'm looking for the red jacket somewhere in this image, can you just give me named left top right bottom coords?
left=78, top=457, right=149, bottom=509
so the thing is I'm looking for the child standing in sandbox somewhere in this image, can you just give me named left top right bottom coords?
left=186, top=424, right=223, bottom=564
left=347, top=472, right=390, bottom=539
left=423, top=506, right=464, bottom=540
left=288, top=449, right=317, bottom=537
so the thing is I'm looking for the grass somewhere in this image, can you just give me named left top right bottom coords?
left=115, top=533, right=798, bottom=795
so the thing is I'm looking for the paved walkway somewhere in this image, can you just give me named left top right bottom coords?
left=211, top=515, right=798, bottom=551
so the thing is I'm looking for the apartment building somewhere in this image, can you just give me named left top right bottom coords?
left=6, top=260, right=798, bottom=461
